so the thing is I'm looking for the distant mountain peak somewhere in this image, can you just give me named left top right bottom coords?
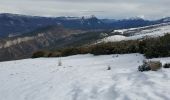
left=130, top=16, right=144, bottom=20
left=0, top=13, right=41, bottom=19
left=161, top=17, right=170, bottom=22
left=124, top=17, right=145, bottom=21
left=81, top=15, right=97, bottom=20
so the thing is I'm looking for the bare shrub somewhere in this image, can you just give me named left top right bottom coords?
left=107, top=66, right=111, bottom=70
left=148, top=61, right=162, bottom=71
left=58, top=59, right=62, bottom=66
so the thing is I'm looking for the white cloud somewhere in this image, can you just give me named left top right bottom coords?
left=0, top=0, right=169, bottom=19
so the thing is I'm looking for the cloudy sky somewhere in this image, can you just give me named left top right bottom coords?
left=0, top=0, right=170, bottom=19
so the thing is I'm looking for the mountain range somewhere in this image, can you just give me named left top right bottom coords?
left=0, top=13, right=170, bottom=61
left=1, top=13, right=170, bottom=38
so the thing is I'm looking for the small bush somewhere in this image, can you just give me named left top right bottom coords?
left=58, top=59, right=62, bottom=66
left=163, top=63, right=170, bottom=68
left=138, top=61, right=162, bottom=72
left=32, top=51, right=49, bottom=58
left=138, top=61, right=151, bottom=72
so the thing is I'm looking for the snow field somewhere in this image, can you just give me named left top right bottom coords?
left=0, top=54, right=170, bottom=100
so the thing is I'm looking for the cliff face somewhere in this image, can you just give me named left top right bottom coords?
left=0, top=26, right=86, bottom=61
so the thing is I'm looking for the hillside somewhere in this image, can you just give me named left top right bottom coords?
left=99, top=22, right=170, bottom=43
left=0, top=53, right=169, bottom=100
left=0, top=25, right=112, bottom=61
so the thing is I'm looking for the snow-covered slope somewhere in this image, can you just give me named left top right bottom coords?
left=0, top=54, right=170, bottom=100
left=99, top=22, right=170, bottom=42
left=100, top=35, right=127, bottom=43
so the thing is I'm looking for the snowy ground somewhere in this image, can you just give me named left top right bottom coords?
left=0, top=53, right=170, bottom=100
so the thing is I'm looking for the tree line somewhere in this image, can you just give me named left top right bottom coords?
left=32, top=33, right=170, bottom=58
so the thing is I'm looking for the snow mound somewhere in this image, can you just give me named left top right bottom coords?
left=0, top=54, right=170, bottom=100
left=101, top=35, right=127, bottom=42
